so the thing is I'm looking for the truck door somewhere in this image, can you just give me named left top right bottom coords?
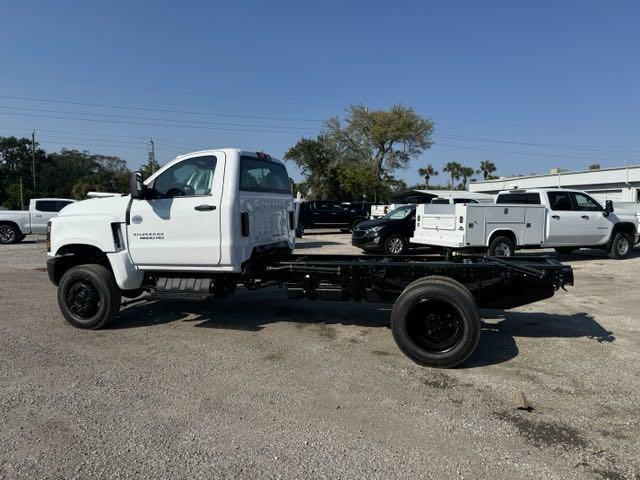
left=545, top=191, right=583, bottom=245
left=32, top=200, right=65, bottom=234
left=127, top=154, right=223, bottom=268
left=570, top=192, right=611, bottom=244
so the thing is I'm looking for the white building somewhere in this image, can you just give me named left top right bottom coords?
left=469, top=165, right=640, bottom=204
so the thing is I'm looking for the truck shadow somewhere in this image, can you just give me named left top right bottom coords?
left=294, top=241, right=341, bottom=249
left=466, top=310, right=614, bottom=368
left=112, top=291, right=613, bottom=369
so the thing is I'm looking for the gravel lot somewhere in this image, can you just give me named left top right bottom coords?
left=1, top=233, right=639, bottom=479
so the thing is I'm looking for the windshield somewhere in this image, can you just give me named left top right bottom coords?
left=385, top=205, right=414, bottom=219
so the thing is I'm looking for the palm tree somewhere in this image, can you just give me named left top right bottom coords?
left=417, top=164, right=437, bottom=189
left=459, top=166, right=475, bottom=190
left=442, top=162, right=462, bottom=190
left=477, top=160, right=497, bottom=180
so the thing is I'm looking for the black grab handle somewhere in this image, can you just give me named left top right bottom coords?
left=194, top=205, right=216, bottom=211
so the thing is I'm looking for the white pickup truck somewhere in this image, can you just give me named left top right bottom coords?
left=411, top=188, right=639, bottom=259
left=0, top=198, right=75, bottom=244
left=45, top=148, right=575, bottom=368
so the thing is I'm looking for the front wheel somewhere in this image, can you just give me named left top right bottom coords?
left=0, top=224, right=21, bottom=244
left=609, top=232, right=632, bottom=259
left=488, top=236, right=514, bottom=257
left=391, top=277, right=481, bottom=368
left=57, top=264, right=121, bottom=329
left=384, top=234, right=408, bottom=255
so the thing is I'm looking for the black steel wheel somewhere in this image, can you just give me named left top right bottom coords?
left=0, top=224, right=20, bottom=244
left=57, top=264, right=121, bottom=329
left=391, top=277, right=481, bottom=368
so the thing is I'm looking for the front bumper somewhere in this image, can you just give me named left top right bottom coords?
left=351, top=230, right=382, bottom=250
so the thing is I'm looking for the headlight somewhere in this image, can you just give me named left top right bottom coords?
left=368, top=226, right=384, bottom=233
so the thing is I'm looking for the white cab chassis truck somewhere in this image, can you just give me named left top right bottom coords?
left=47, top=149, right=574, bottom=368
left=411, top=189, right=639, bottom=259
left=0, top=198, right=74, bottom=244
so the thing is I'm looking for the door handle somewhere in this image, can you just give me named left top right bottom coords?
left=194, top=204, right=216, bottom=211
left=552, top=215, right=560, bottom=219
left=581, top=215, right=589, bottom=220
left=34, top=214, right=42, bottom=218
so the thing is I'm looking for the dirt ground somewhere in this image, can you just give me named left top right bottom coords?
left=1, top=232, right=639, bottom=479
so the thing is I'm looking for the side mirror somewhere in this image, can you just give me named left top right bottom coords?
left=604, top=200, right=614, bottom=217
left=130, top=171, right=145, bottom=199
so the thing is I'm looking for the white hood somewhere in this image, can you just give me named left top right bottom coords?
left=58, top=195, right=131, bottom=223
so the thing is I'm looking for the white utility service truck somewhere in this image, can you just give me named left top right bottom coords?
left=46, top=149, right=574, bottom=368
left=0, top=198, right=75, bottom=244
left=411, top=188, right=639, bottom=259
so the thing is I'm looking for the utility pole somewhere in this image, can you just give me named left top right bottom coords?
left=19, top=178, right=24, bottom=210
left=149, top=138, right=156, bottom=174
left=31, top=130, right=36, bottom=195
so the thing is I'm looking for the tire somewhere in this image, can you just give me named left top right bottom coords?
left=391, top=277, right=481, bottom=368
left=487, top=235, right=514, bottom=257
left=57, top=264, right=122, bottom=329
left=609, top=232, right=632, bottom=260
left=384, top=234, right=408, bottom=255
left=554, top=247, right=575, bottom=255
left=0, top=224, right=21, bottom=244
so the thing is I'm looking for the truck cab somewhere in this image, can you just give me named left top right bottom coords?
left=495, top=189, right=639, bottom=252
left=48, top=149, right=296, bottom=292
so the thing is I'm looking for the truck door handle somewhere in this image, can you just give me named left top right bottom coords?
left=581, top=215, right=589, bottom=220
left=552, top=215, right=560, bottom=220
left=194, top=204, right=216, bottom=211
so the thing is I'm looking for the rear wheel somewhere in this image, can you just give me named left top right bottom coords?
left=391, top=277, right=481, bottom=368
left=384, top=234, right=407, bottom=255
left=0, top=224, right=21, bottom=244
left=57, top=264, right=121, bottom=329
left=609, top=232, right=632, bottom=259
left=488, top=236, right=514, bottom=257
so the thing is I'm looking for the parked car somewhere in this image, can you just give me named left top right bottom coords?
left=0, top=198, right=75, bottom=244
left=298, top=200, right=368, bottom=231
left=352, top=204, right=417, bottom=254
left=411, top=188, right=639, bottom=258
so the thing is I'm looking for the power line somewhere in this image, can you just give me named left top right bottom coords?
left=0, top=94, right=324, bottom=123
left=0, top=111, right=314, bottom=135
left=436, top=133, right=640, bottom=154
left=0, top=105, right=317, bottom=131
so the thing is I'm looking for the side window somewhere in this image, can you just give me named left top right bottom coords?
left=152, top=156, right=216, bottom=198
left=547, top=191, right=573, bottom=211
left=56, top=201, right=73, bottom=212
left=571, top=193, right=602, bottom=212
left=496, top=193, right=541, bottom=204
left=35, top=200, right=57, bottom=212
left=239, top=156, right=291, bottom=194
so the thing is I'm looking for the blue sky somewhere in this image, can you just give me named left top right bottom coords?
left=1, top=0, right=639, bottom=186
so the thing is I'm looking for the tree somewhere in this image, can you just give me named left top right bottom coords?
left=459, top=166, right=475, bottom=190
left=477, top=160, right=497, bottom=180
left=324, top=105, right=434, bottom=183
left=0, top=136, right=46, bottom=207
left=442, top=162, right=462, bottom=190
left=139, top=156, right=161, bottom=179
left=284, top=136, right=342, bottom=199
left=417, top=164, right=437, bottom=189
